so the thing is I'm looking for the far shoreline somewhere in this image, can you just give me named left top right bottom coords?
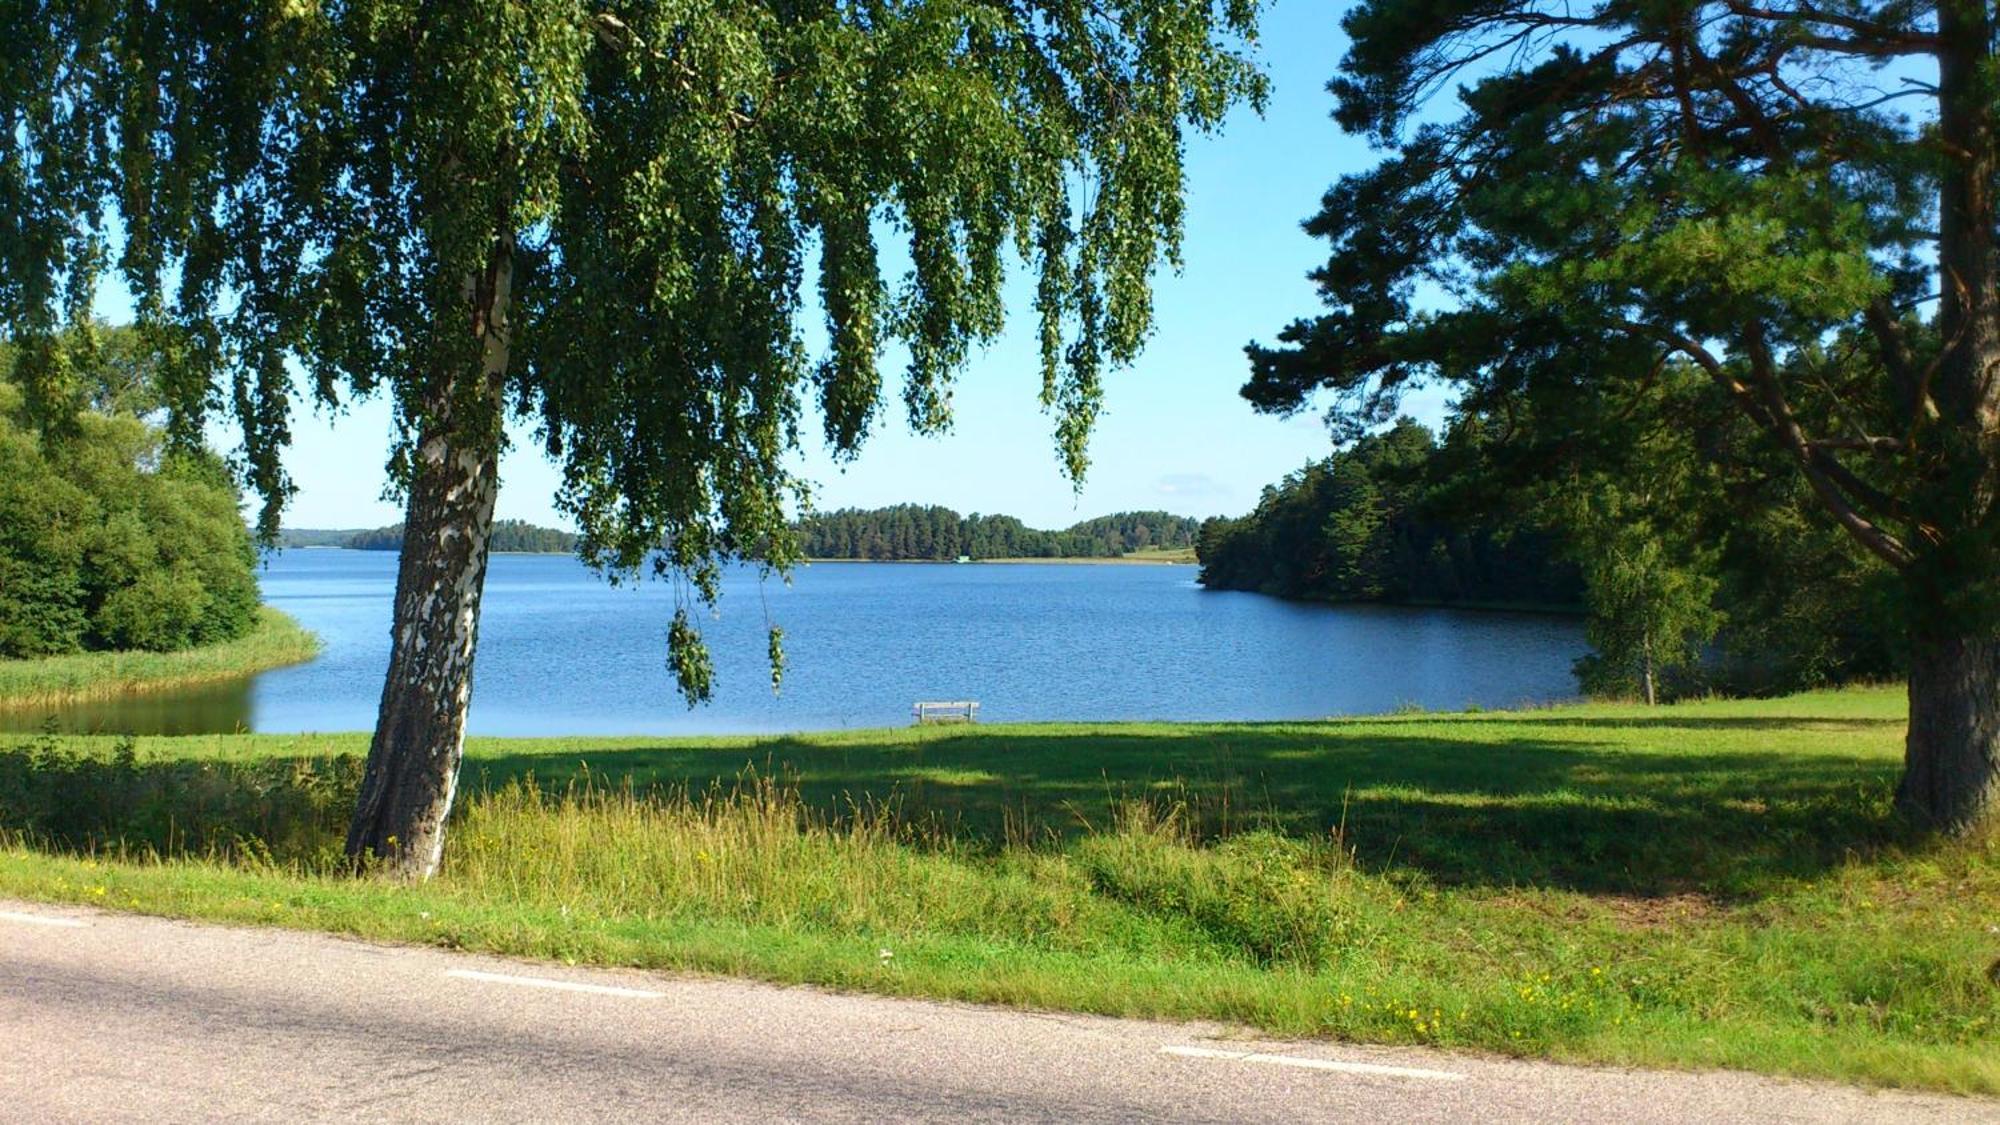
left=284, top=548, right=1198, bottom=565
left=804, top=554, right=1196, bottom=566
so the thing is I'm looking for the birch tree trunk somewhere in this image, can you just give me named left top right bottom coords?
left=1641, top=625, right=1656, bottom=708
left=342, top=418, right=501, bottom=876
left=345, top=233, right=513, bottom=878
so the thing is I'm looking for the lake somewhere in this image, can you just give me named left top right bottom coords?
left=10, top=550, right=1590, bottom=736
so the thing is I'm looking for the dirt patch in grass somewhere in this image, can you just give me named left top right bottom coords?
left=1597, top=892, right=1724, bottom=929
left=1484, top=889, right=1724, bottom=930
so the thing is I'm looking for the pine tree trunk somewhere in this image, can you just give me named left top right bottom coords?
left=342, top=420, right=502, bottom=877
left=1890, top=3, right=2000, bottom=841
left=345, top=228, right=514, bottom=879
left=1899, top=628, right=2000, bottom=838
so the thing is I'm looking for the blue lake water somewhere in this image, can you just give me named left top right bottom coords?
left=10, top=550, right=1590, bottom=736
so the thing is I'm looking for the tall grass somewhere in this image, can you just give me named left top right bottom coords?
left=449, top=776, right=1087, bottom=944
left=0, top=607, right=319, bottom=707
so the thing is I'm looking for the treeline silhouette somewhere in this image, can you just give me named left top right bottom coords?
left=1196, top=414, right=1898, bottom=696
left=344, top=520, right=578, bottom=554
left=799, top=506, right=1198, bottom=560
left=273, top=528, right=360, bottom=548
left=1197, top=421, right=1582, bottom=610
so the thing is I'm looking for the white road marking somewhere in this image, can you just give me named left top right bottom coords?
left=1161, top=1045, right=1466, bottom=1082
left=0, top=910, right=87, bottom=929
left=445, top=968, right=663, bottom=999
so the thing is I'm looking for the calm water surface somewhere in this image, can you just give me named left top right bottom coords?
left=12, top=550, right=1589, bottom=736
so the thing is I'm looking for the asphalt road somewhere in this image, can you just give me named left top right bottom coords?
left=2, top=900, right=1992, bottom=1123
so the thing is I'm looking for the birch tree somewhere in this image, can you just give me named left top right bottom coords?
left=1, top=0, right=1265, bottom=875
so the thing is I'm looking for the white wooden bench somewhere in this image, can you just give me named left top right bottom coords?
left=912, top=700, right=980, bottom=725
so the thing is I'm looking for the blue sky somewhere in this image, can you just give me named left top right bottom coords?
left=103, top=0, right=1439, bottom=532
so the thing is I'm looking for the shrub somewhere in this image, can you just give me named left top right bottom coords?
left=0, top=357, right=259, bottom=658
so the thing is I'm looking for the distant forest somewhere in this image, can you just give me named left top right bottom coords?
left=1197, top=420, right=1582, bottom=610
left=799, top=507, right=1198, bottom=560
left=1198, top=413, right=1897, bottom=699
left=274, top=528, right=363, bottom=548
left=283, top=510, right=1193, bottom=561
left=324, top=520, right=579, bottom=554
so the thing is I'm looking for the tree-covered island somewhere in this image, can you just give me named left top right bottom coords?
left=800, top=507, right=1197, bottom=561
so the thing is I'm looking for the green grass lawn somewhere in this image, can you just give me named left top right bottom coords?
left=0, top=607, right=319, bottom=708
left=2, top=685, right=1995, bottom=1093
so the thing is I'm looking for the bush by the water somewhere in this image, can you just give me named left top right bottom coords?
left=0, top=377, right=259, bottom=659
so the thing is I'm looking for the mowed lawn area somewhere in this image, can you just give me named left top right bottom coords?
left=2, top=686, right=1995, bottom=1093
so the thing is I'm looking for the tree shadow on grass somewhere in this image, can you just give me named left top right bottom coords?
left=0, top=736, right=359, bottom=866
left=1, top=713, right=1915, bottom=899
left=1370, top=714, right=1906, bottom=732
left=456, top=719, right=1910, bottom=899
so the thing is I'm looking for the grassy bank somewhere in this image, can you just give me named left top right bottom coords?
left=0, top=607, right=319, bottom=708
left=1, top=687, right=1995, bottom=1093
